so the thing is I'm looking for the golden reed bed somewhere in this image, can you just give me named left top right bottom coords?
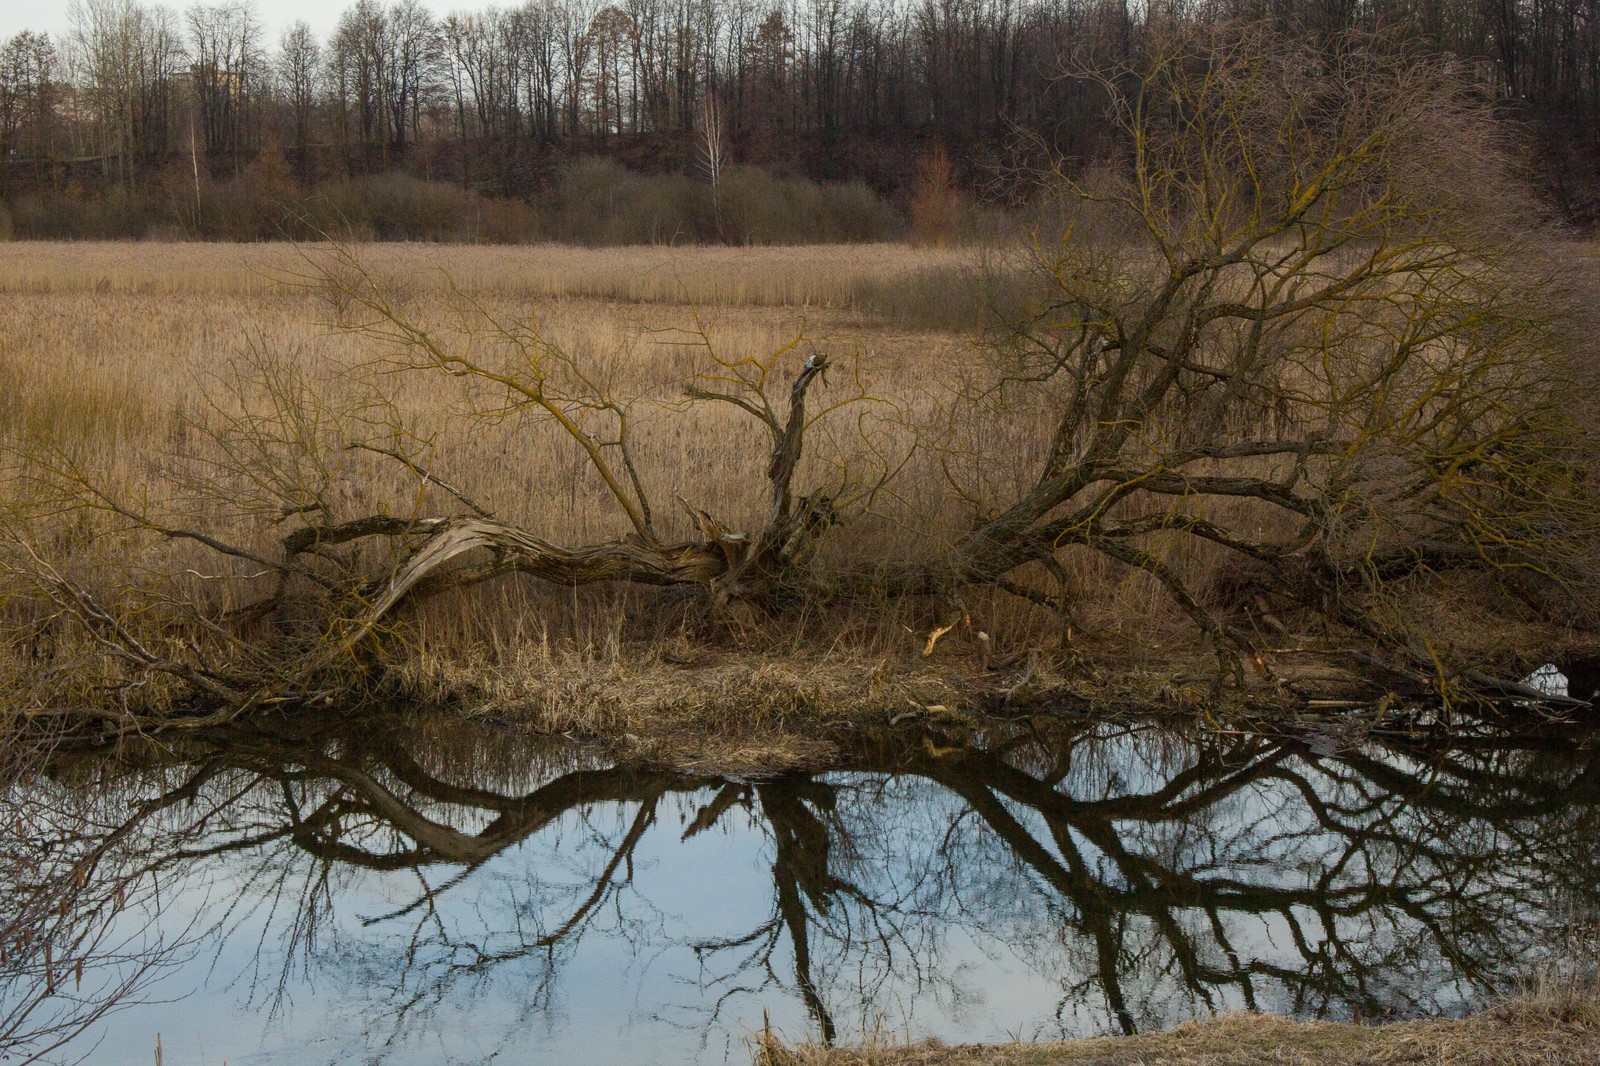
left=1, top=237, right=1590, bottom=756
left=0, top=241, right=1100, bottom=754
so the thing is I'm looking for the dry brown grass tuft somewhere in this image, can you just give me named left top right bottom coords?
left=398, top=643, right=973, bottom=765
left=753, top=990, right=1600, bottom=1065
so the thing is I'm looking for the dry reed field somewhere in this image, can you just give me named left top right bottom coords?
left=0, top=240, right=1103, bottom=746
left=0, top=241, right=1014, bottom=553
left=0, top=230, right=1590, bottom=749
left=0, top=240, right=978, bottom=311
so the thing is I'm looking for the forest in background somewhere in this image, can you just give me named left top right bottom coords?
left=1, top=0, right=1598, bottom=240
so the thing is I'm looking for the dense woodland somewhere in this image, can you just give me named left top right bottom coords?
left=1, top=0, right=1599, bottom=238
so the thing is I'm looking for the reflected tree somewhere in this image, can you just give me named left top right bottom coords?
left=6, top=716, right=1599, bottom=1058
left=0, top=751, right=211, bottom=1061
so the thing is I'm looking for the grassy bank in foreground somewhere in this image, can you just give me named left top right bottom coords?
left=757, top=992, right=1600, bottom=1065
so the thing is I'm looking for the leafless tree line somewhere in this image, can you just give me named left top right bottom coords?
left=3, top=0, right=1599, bottom=209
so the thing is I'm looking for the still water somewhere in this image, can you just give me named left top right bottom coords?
left=4, top=715, right=1598, bottom=1064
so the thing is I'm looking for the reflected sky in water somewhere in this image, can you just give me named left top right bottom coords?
left=5, top=716, right=1599, bottom=1064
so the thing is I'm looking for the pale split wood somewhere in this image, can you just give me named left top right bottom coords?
left=345, top=518, right=729, bottom=648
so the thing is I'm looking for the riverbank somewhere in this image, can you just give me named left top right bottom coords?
left=755, top=991, right=1600, bottom=1065
left=387, top=616, right=1600, bottom=772
left=10, top=610, right=1597, bottom=771
left=3, top=240, right=1597, bottom=758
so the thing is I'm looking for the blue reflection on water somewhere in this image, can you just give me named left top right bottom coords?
left=8, top=716, right=1596, bottom=1065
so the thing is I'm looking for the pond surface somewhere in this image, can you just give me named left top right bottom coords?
left=4, top=714, right=1599, bottom=1065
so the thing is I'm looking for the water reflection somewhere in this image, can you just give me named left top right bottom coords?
left=4, top=715, right=1598, bottom=1063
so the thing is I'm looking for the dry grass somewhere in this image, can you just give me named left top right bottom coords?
left=0, top=240, right=1586, bottom=743
left=754, top=988, right=1600, bottom=1065
left=0, top=242, right=980, bottom=547
left=0, top=240, right=975, bottom=308
left=406, top=647, right=975, bottom=772
left=0, top=241, right=1095, bottom=733
left=0, top=245, right=1041, bottom=546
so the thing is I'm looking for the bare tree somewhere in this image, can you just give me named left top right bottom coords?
left=555, top=0, right=598, bottom=137
left=68, top=0, right=184, bottom=187
left=328, top=0, right=388, bottom=167
left=696, top=85, right=725, bottom=224
left=275, top=20, right=320, bottom=179
left=589, top=3, right=637, bottom=137
left=385, top=0, right=442, bottom=150
left=0, top=31, right=58, bottom=193
left=899, top=23, right=1597, bottom=670
left=5, top=22, right=1595, bottom=723
left=186, top=0, right=265, bottom=170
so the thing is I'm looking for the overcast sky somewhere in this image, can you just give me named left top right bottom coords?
left=1, top=0, right=347, bottom=52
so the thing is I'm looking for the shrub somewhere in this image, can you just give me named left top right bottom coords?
left=1, top=160, right=904, bottom=245
left=547, top=157, right=704, bottom=244
left=908, top=145, right=964, bottom=247
left=719, top=167, right=902, bottom=243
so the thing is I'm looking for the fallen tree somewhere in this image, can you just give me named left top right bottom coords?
left=3, top=21, right=1597, bottom=731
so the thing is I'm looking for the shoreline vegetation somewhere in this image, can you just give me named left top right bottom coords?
left=3, top=24, right=1600, bottom=762
left=3, top=233, right=1596, bottom=765
left=753, top=991, right=1600, bottom=1065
